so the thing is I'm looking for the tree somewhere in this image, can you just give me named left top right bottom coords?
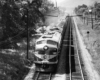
left=0, top=0, right=50, bottom=41
left=74, top=4, right=88, bottom=16
left=94, top=2, right=100, bottom=18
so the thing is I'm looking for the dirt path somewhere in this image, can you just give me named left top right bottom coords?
left=24, top=64, right=36, bottom=80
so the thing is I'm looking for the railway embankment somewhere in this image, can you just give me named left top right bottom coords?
left=74, top=17, right=100, bottom=80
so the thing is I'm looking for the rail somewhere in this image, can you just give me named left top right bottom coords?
left=67, top=17, right=86, bottom=80
left=33, top=71, right=52, bottom=80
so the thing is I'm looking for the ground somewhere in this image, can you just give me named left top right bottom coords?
left=24, top=14, right=100, bottom=80
left=75, top=16, right=100, bottom=78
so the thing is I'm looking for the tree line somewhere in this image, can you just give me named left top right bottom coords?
left=0, top=0, right=55, bottom=48
left=0, top=0, right=55, bottom=80
left=0, top=0, right=54, bottom=42
left=74, top=1, right=100, bottom=19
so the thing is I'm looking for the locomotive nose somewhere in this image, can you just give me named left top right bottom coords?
left=42, top=64, right=49, bottom=69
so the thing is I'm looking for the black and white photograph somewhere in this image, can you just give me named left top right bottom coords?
left=0, top=0, right=100, bottom=80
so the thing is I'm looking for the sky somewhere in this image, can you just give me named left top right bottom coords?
left=50, top=0, right=100, bottom=13
left=52, top=0, right=100, bottom=7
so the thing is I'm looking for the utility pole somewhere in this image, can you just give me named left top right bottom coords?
left=91, top=12, right=93, bottom=29
left=87, top=17, right=88, bottom=25
left=26, top=8, right=29, bottom=59
left=89, top=9, right=93, bottom=29
left=22, top=0, right=34, bottom=59
left=22, top=1, right=30, bottom=59
left=55, top=0, right=57, bottom=8
left=83, top=13, right=85, bottom=24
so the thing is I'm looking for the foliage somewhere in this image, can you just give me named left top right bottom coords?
left=41, top=0, right=54, bottom=12
left=74, top=4, right=88, bottom=16
left=94, top=2, right=100, bottom=18
left=0, top=0, right=53, bottom=41
left=0, top=52, right=30, bottom=80
left=0, top=0, right=55, bottom=49
left=0, top=0, right=55, bottom=80
left=74, top=2, right=100, bottom=19
left=0, top=0, right=39, bottom=39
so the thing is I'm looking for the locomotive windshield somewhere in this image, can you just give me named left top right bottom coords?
left=47, top=40, right=58, bottom=45
left=36, top=48, right=57, bottom=55
left=37, top=40, right=46, bottom=44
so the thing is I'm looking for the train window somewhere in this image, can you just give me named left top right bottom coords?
left=47, top=40, right=58, bottom=45
left=37, top=41, right=42, bottom=44
left=42, top=35, right=52, bottom=38
left=54, top=28, right=59, bottom=30
left=48, top=32, right=55, bottom=35
left=38, top=50, right=45, bottom=54
left=37, top=40, right=46, bottom=44
left=50, top=28, right=59, bottom=31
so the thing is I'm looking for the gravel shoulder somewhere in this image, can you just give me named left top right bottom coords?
left=74, top=17, right=100, bottom=80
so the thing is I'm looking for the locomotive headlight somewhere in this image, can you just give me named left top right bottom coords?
left=43, top=46, right=48, bottom=50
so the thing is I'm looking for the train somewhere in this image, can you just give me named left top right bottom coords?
left=33, top=28, right=62, bottom=72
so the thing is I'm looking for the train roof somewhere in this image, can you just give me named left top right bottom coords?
left=36, top=32, right=61, bottom=43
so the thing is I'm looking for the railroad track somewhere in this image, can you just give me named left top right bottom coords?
left=70, top=18, right=88, bottom=80
left=68, top=17, right=85, bottom=80
left=57, top=16, right=88, bottom=80
left=32, top=16, right=88, bottom=80
left=67, top=17, right=87, bottom=80
left=33, top=71, right=52, bottom=80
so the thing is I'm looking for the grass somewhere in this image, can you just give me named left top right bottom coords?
left=0, top=36, right=36, bottom=80
left=75, top=17, right=100, bottom=75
